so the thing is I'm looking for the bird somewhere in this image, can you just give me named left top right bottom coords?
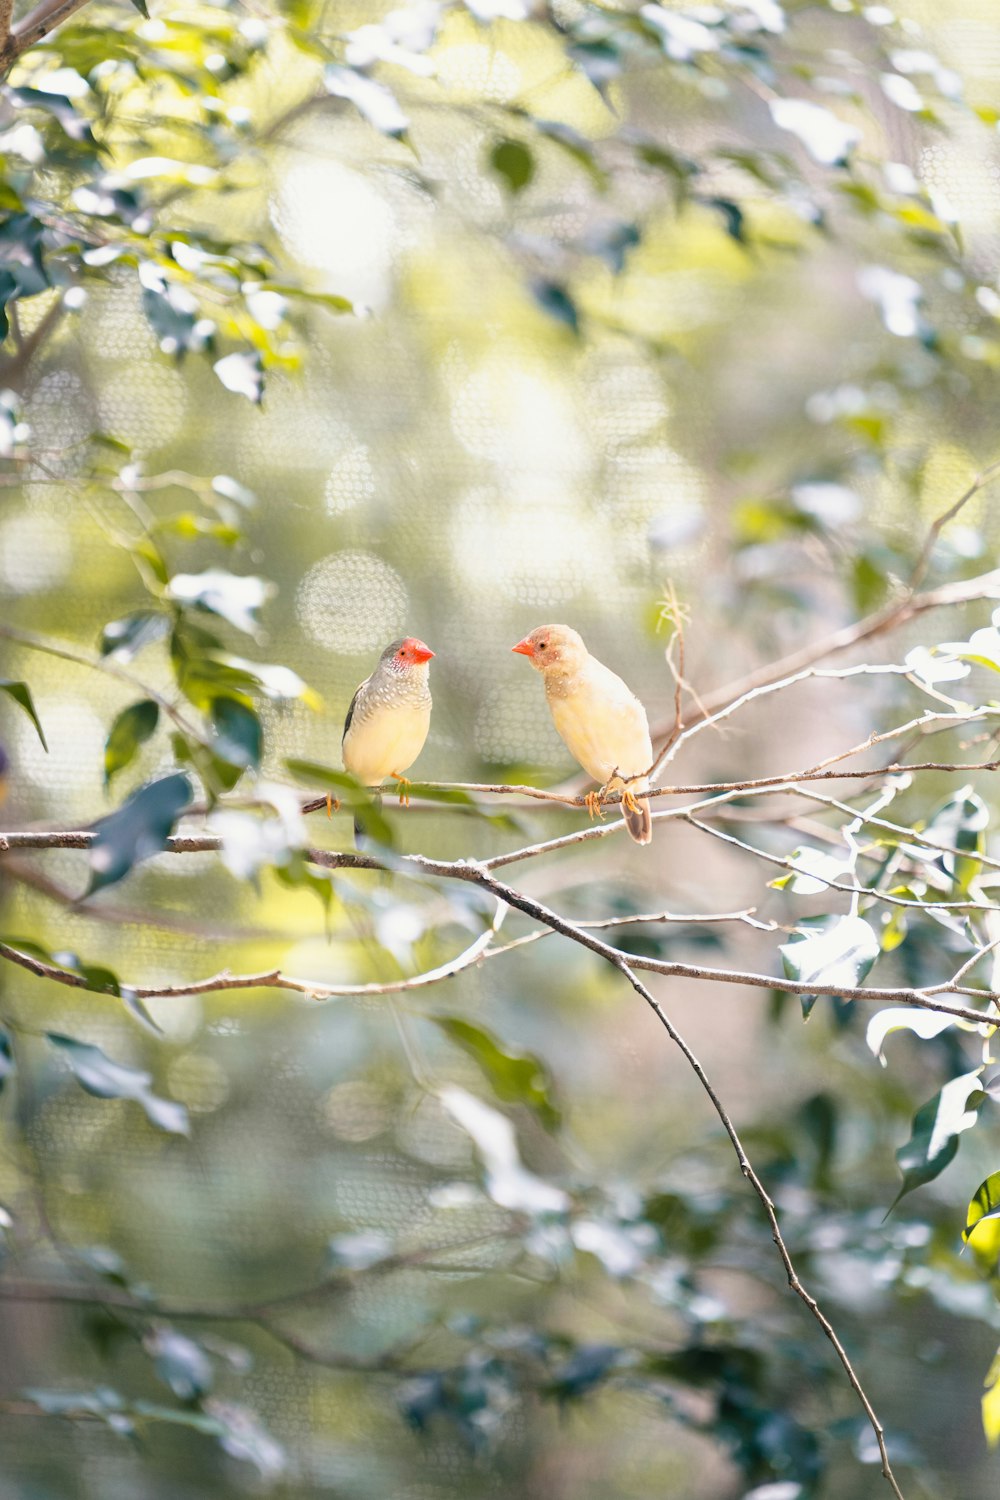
left=511, top=624, right=654, bottom=844
left=341, top=636, right=435, bottom=840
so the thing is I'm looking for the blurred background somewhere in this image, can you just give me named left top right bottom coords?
left=3, top=0, right=1000, bottom=1495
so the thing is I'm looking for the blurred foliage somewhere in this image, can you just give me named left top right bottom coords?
left=3, top=0, right=1000, bottom=1498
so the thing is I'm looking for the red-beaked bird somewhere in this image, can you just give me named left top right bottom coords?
left=342, top=637, right=435, bottom=835
left=512, top=624, right=654, bottom=844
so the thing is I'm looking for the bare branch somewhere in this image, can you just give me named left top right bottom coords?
left=2, top=0, right=92, bottom=73
left=681, top=813, right=1000, bottom=914
left=612, top=957, right=905, bottom=1499
left=0, top=621, right=205, bottom=744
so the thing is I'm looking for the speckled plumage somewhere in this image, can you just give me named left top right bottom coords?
left=342, top=638, right=432, bottom=787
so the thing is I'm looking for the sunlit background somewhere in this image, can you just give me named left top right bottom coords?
left=3, top=0, right=1000, bottom=1495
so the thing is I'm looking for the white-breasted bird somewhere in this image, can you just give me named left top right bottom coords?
left=512, top=624, right=654, bottom=844
left=342, top=637, right=435, bottom=835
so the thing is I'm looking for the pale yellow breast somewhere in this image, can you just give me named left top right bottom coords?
left=548, top=662, right=653, bottom=785
left=343, top=702, right=431, bottom=785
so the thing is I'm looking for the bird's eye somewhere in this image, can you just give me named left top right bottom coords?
left=538, top=641, right=547, bottom=651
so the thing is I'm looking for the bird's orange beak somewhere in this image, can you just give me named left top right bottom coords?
left=407, top=639, right=435, bottom=664
left=511, top=637, right=535, bottom=658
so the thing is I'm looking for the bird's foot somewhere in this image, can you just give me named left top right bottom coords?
left=622, top=786, right=642, bottom=816
left=391, top=773, right=412, bottom=808
left=325, top=793, right=342, bottom=819
left=584, top=790, right=606, bottom=822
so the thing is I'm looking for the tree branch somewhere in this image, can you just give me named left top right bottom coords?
left=2, top=0, right=92, bottom=73
left=612, top=957, right=905, bottom=1499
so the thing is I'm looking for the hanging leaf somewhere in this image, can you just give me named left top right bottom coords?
left=167, top=569, right=274, bottom=636
left=779, top=914, right=878, bottom=1018
left=865, top=1007, right=958, bottom=1066
left=0, top=680, right=47, bottom=750
left=439, top=1086, right=568, bottom=1215
left=100, top=611, right=170, bottom=661
left=888, top=1069, right=982, bottom=1212
left=213, top=352, right=263, bottom=404
left=324, top=64, right=409, bottom=138
left=983, top=1348, right=1000, bottom=1448
left=144, top=1328, right=213, bottom=1401
left=433, top=1017, right=561, bottom=1131
left=530, top=279, right=579, bottom=334
left=0, top=1027, right=14, bottom=1094
left=922, top=787, right=989, bottom=890
left=964, top=1171, right=1000, bottom=1277
left=87, top=772, right=192, bottom=894
left=47, top=1033, right=189, bottom=1135
left=210, top=697, right=262, bottom=771
left=104, top=700, right=159, bottom=787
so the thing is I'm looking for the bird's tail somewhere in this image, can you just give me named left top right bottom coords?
left=622, top=779, right=652, bottom=845
left=354, top=790, right=383, bottom=849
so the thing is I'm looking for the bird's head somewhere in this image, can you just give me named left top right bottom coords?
left=511, top=624, right=586, bottom=674
left=382, top=636, right=435, bottom=673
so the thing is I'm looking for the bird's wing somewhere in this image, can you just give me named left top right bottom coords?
left=550, top=659, right=653, bottom=783
left=342, top=676, right=370, bottom=743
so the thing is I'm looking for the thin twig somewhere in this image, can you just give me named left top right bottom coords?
left=613, top=957, right=905, bottom=1499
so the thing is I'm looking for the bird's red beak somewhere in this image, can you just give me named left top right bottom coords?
left=511, top=637, right=535, bottom=658
left=404, top=638, right=435, bottom=664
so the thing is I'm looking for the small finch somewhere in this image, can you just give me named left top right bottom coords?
left=512, top=624, right=654, bottom=844
left=342, top=637, right=435, bottom=838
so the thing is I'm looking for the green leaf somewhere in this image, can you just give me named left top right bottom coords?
left=779, top=914, right=878, bottom=1018
left=889, top=1069, right=982, bottom=1212
left=984, top=1348, right=1000, bottom=1448
left=923, top=787, right=988, bottom=891
left=145, top=1328, right=213, bottom=1400
left=865, top=1006, right=957, bottom=1065
left=210, top=697, right=262, bottom=770
left=213, top=352, right=263, bottom=404
left=0, top=1027, right=14, bottom=1094
left=104, top=700, right=159, bottom=787
left=490, top=139, right=534, bottom=194
left=964, top=1171, right=1000, bottom=1276
left=87, top=773, right=193, bottom=894
left=167, top=569, right=273, bottom=636
left=100, top=611, right=170, bottom=660
left=530, top=278, right=579, bottom=334
left=47, top=1033, right=189, bottom=1135
left=0, top=680, right=47, bottom=750
left=433, top=1017, right=561, bottom=1131
left=324, top=64, right=408, bottom=138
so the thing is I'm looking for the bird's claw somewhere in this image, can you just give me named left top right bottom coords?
left=391, top=773, right=412, bottom=808
left=325, top=793, right=342, bottom=819
left=584, top=790, right=606, bottom=822
left=622, top=787, right=642, bottom=816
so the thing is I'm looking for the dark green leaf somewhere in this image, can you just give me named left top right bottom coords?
left=104, top=700, right=159, bottom=787
left=889, top=1070, right=982, bottom=1212
left=100, top=611, right=170, bottom=661
left=0, top=680, right=47, bottom=750
left=433, top=1017, right=561, bottom=1131
left=490, top=139, right=534, bottom=194
left=47, top=1033, right=189, bottom=1135
left=0, top=1028, right=14, bottom=1094
left=530, top=279, right=579, bottom=334
left=87, top=772, right=193, bottom=894
left=210, top=697, right=262, bottom=770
